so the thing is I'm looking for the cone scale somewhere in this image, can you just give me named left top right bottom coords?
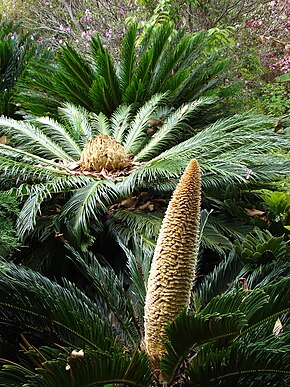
left=144, top=159, right=201, bottom=361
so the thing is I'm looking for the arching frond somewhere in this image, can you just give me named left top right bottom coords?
left=34, top=116, right=82, bottom=158
left=162, top=278, right=290, bottom=383
left=149, top=114, right=290, bottom=188
left=0, top=143, right=67, bottom=170
left=58, top=103, right=94, bottom=145
left=136, top=97, right=217, bottom=161
left=119, top=24, right=137, bottom=93
left=0, top=259, right=111, bottom=349
left=162, top=310, right=248, bottom=382
left=122, top=157, right=185, bottom=193
left=193, top=252, right=244, bottom=306
left=60, top=180, right=120, bottom=237
left=0, top=116, right=74, bottom=161
left=93, top=111, right=111, bottom=135
left=187, top=335, right=290, bottom=386
left=90, top=35, right=122, bottom=115
left=14, top=176, right=88, bottom=239
left=124, top=93, right=167, bottom=154
left=53, top=44, right=95, bottom=110
left=0, top=345, right=153, bottom=387
left=66, top=246, right=141, bottom=348
left=111, top=104, right=133, bottom=142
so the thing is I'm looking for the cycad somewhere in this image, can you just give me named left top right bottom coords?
left=16, top=23, right=231, bottom=117
left=0, top=161, right=289, bottom=385
left=0, top=97, right=290, bottom=261
left=0, top=19, right=42, bottom=118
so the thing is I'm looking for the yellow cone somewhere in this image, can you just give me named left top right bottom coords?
left=144, top=159, right=201, bottom=361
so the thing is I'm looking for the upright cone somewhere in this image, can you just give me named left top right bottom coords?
left=144, top=159, right=201, bottom=361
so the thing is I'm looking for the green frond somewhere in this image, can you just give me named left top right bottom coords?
left=60, top=180, right=120, bottom=237
left=119, top=24, right=138, bottom=93
left=161, top=310, right=248, bottom=383
left=235, top=228, right=288, bottom=266
left=90, top=36, right=122, bottom=115
left=53, top=45, right=94, bottom=110
left=93, top=111, right=111, bottom=135
left=201, top=222, right=233, bottom=253
left=136, top=97, right=217, bottom=161
left=58, top=103, right=94, bottom=145
left=0, top=116, right=74, bottom=161
left=123, top=241, right=152, bottom=323
left=1, top=345, right=153, bottom=387
left=193, top=252, right=244, bottom=306
left=106, top=209, right=162, bottom=256
left=0, top=259, right=113, bottom=349
left=150, top=114, right=290, bottom=188
left=111, top=104, right=133, bottom=143
left=245, top=277, right=290, bottom=330
left=121, top=157, right=185, bottom=194
left=241, top=261, right=290, bottom=290
left=65, top=246, right=141, bottom=348
left=34, top=116, right=82, bottom=158
left=12, top=176, right=87, bottom=238
left=148, top=31, right=202, bottom=96
left=187, top=336, right=290, bottom=385
left=0, top=143, right=67, bottom=171
left=16, top=185, right=52, bottom=239
left=124, top=93, right=167, bottom=154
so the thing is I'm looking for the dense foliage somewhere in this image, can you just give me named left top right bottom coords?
left=0, top=2, right=289, bottom=386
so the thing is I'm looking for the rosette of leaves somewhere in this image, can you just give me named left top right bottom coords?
left=15, top=23, right=232, bottom=117
left=0, top=96, right=290, bottom=262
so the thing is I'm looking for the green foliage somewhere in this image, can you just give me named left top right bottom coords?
left=0, top=192, right=19, bottom=256
left=260, top=190, right=290, bottom=224
left=0, top=100, right=289, bottom=268
left=16, top=23, right=231, bottom=117
left=235, top=228, right=289, bottom=267
left=0, top=18, right=45, bottom=118
left=258, top=82, right=290, bottom=117
left=162, top=278, right=290, bottom=384
left=0, top=257, right=289, bottom=385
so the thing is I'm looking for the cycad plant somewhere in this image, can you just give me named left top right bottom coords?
left=0, top=96, right=290, bottom=266
left=0, top=161, right=289, bottom=386
left=15, top=23, right=231, bottom=117
left=0, top=19, right=44, bottom=118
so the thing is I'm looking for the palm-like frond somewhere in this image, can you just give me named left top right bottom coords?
left=162, top=310, right=248, bottom=382
left=58, top=103, right=95, bottom=144
left=162, top=277, right=290, bottom=383
left=135, top=97, right=217, bottom=161
left=16, top=24, right=232, bottom=117
left=60, top=180, right=119, bottom=238
left=53, top=45, right=95, bottom=110
left=91, top=35, right=122, bottom=115
left=65, top=246, right=141, bottom=347
left=124, top=93, right=167, bottom=154
left=193, top=251, right=244, bottom=306
left=0, top=117, right=74, bottom=161
left=1, top=99, right=290, bottom=260
left=0, top=345, right=153, bottom=387
left=0, top=259, right=111, bottom=349
left=106, top=209, right=163, bottom=256
left=187, top=335, right=290, bottom=386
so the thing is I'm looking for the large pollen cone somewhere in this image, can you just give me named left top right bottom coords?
left=144, top=159, right=201, bottom=361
